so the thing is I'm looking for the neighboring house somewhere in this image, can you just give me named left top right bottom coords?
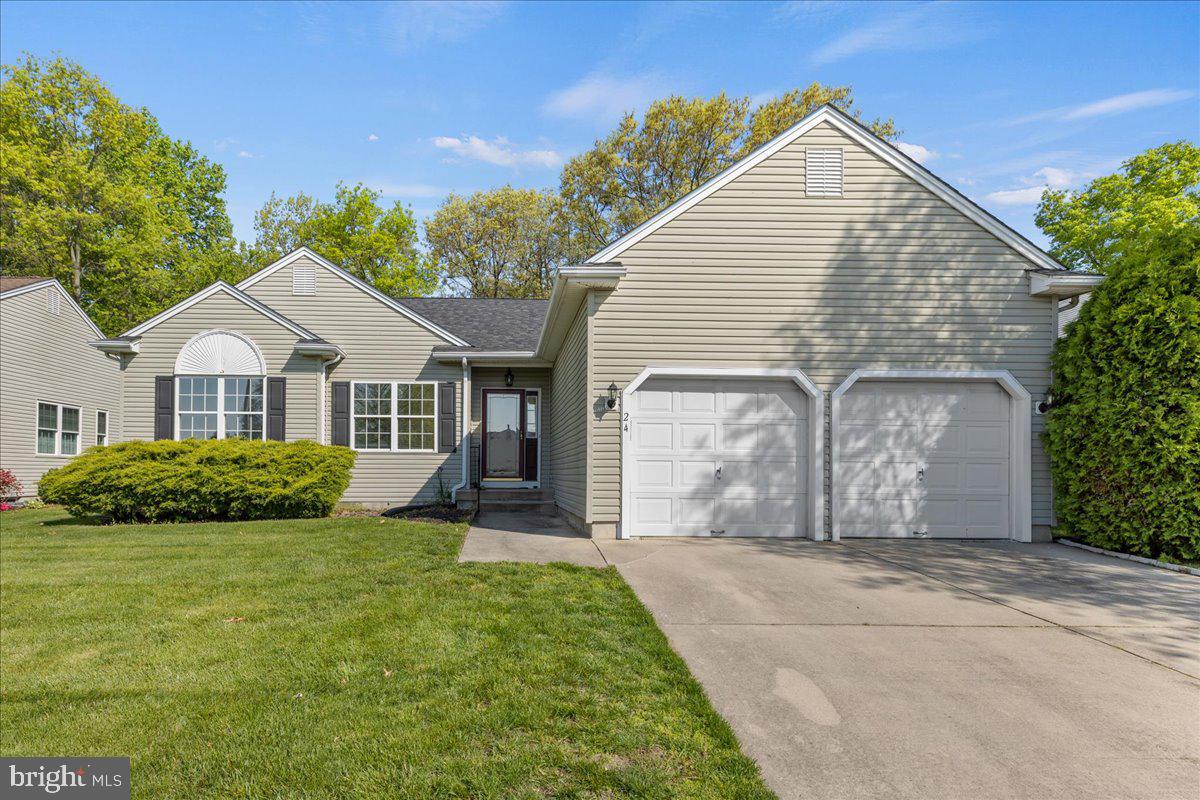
left=74, top=105, right=1103, bottom=542
left=0, top=277, right=123, bottom=497
left=1057, top=292, right=1089, bottom=337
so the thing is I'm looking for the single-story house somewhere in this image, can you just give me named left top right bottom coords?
left=6, top=105, right=1103, bottom=541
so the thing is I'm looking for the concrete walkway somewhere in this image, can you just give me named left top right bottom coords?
left=458, top=511, right=607, bottom=567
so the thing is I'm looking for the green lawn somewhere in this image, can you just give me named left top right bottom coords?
left=0, top=508, right=772, bottom=799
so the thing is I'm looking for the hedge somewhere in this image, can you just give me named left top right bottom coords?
left=39, top=438, right=356, bottom=523
left=1045, top=229, right=1200, bottom=563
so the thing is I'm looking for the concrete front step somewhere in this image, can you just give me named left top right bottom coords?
left=478, top=499, right=557, bottom=513
left=478, top=487, right=553, bottom=502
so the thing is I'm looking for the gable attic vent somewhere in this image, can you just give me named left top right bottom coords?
left=292, top=262, right=316, bottom=295
left=805, top=148, right=844, bottom=197
left=46, top=287, right=60, bottom=315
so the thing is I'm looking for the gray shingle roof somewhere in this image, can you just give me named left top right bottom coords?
left=0, top=276, right=53, bottom=294
left=396, top=297, right=549, bottom=350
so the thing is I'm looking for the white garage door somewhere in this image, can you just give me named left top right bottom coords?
left=837, top=380, right=1010, bottom=538
left=627, top=377, right=808, bottom=537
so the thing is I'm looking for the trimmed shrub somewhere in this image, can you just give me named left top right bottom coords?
left=1045, top=229, right=1200, bottom=562
left=39, top=439, right=356, bottom=523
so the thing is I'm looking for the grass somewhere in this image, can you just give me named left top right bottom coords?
left=0, top=508, right=772, bottom=799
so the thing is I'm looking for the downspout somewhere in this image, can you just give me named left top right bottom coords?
left=319, top=352, right=345, bottom=444
left=450, top=357, right=471, bottom=504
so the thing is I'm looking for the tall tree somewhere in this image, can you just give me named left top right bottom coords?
left=248, top=182, right=437, bottom=297
left=0, top=54, right=239, bottom=333
left=424, top=186, right=567, bottom=298
left=1036, top=141, right=1200, bottom=273
left=559, top=83, right=897, bottom=256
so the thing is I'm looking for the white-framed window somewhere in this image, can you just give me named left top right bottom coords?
left=36, top=401, right=80, bottom=456
left=177, top=376, right=264, bottom=441
left=96, top=410, right=109, bottom=446
left=352, top=381, right=436, bottom=452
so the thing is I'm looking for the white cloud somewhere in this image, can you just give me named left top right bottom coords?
left=1006, top=89, right=1194, bottom=125
left=433, top=135, right=561, bottom=168
left=894, top=141, right=938, bottom=164
left=542, top=71, right=670, bottom=124
left=236, top=150, right=256, bottom=159
left=1061, top=89, right=1194, bottom=120
left=984, top=166, right=1079, bottom=206
left=367, top=133, right=380, bottom=142
left=809, top=3, right=982, bottom=66
left=213, top=137, right=240, bottom=151
left=380, top=1, right=507, bottom=52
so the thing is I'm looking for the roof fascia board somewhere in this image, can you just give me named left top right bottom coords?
left=1, top=279, right=104, bottom=338
left=123, top=281, right=318, bottom=339
left=585, top=106, right=1067, bottom=272
left=1029, top=271, right=1104, bottom=297
left=533, top=265, right=625, bottom=360
left=236, top=247, right=469, bottom=346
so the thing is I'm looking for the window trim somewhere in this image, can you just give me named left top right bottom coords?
left=350, top=380, right=438, bottom=453
left=175, top=375, right=267, bottom=442
left=95, top=410, right=109, bottom=447
left=35, top=400, right=82, bottom=457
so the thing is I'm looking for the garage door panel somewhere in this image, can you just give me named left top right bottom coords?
left=679, top=424, right=715, bottom=451
left=837, top=380, right=1011, bottom=539
left=628, top=376, right=810, bottom=537
left=635, top=422, right=673, bottom=450
left=636, top=460, right=672, bottom=487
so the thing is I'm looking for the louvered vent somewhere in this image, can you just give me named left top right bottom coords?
left=805, top=148, right=844, bottom=197
left=46, top=288, right=60, bottom=315
left=292, top=263, right=316, bottom=295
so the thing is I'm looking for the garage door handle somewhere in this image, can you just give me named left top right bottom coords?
left=715, top=465, right=723, bottom=480
left=917, top=466, right=925, bottom=482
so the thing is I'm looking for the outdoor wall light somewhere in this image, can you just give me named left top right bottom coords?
left=606, top=382, right=619, bottom=410
left=504, top=368, right=514, bottom=387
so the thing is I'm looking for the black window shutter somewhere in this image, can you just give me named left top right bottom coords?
left=331, top=381, right=350, bottom=447
left=437, top=382, right=456, bottom=453
left=267, top=377, right=286, bottom=441
left=154, top=376, right=174, bottom=440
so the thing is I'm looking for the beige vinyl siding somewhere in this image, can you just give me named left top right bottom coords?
left=547, top=305, right=589, bottom=518
left=241, top=256, right=463, bottom=506
left=470, top=367, right=552, bottom=486
left=121, top=293, right=321, bottom=443
left=0, top=286, right=123, bottom=497
left=589, top=120, right=1057, bottom=533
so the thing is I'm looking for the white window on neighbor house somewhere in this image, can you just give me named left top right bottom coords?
left=36, top=401, right=80, bottom=456
left=806, top=148, right=844, bottom=197
left=352, top=381, right=436, bottom=452
left=177, top=376, right=264, bottom=441
left=96, top=410, right=109, bottom=446
left=46, top=288, right=60, bottom=315
left=293, top=262, right=316, bottom=295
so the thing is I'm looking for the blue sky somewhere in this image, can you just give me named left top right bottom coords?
left=2, top=0, right=1197, bottom=247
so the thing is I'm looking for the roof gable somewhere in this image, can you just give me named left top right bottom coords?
left=585, top=105, right=1066, bottom=272
left=122, top=281, right=319, bottom=339
left=236, top=248, right=469, bottom=345
left=1, top=278, right=104, bottom=337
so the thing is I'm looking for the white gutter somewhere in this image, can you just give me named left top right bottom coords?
left=318, top=350, right=345, bottom=445
left=90, top=338, right=140, bottom=355
left=532, top=263, right=625, bottom=360
left=450, top=357, right=471, bottom=504
left=1029, top=271, right=1104, bottom=298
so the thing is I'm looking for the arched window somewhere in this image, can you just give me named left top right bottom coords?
left=174, top=330, right=266, bottom=440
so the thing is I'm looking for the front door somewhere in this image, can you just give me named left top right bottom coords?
left=482, top=389, right=540, bottom=483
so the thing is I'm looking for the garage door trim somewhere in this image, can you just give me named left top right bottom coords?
left=831, top=369, right=1032, bottom=543
left=619, top=367, right=824, bottom=541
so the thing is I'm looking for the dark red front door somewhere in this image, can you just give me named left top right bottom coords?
left=482, top=389, right=539, bottom=482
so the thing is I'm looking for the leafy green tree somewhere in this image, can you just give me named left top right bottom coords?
left=247, top=182, right=437, bottom=297
left=424, top=186, right=567, bottom=298
left=0, top=54, right=240, bottom=333
left=1045, top=227, right=1200, bottom=562
left=560, top=83, right=896, bottom=256
left=1036, top=141, right=1200, bottom=273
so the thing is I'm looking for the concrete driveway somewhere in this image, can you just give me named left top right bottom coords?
left=599, top=537, right=1200, bottom=800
